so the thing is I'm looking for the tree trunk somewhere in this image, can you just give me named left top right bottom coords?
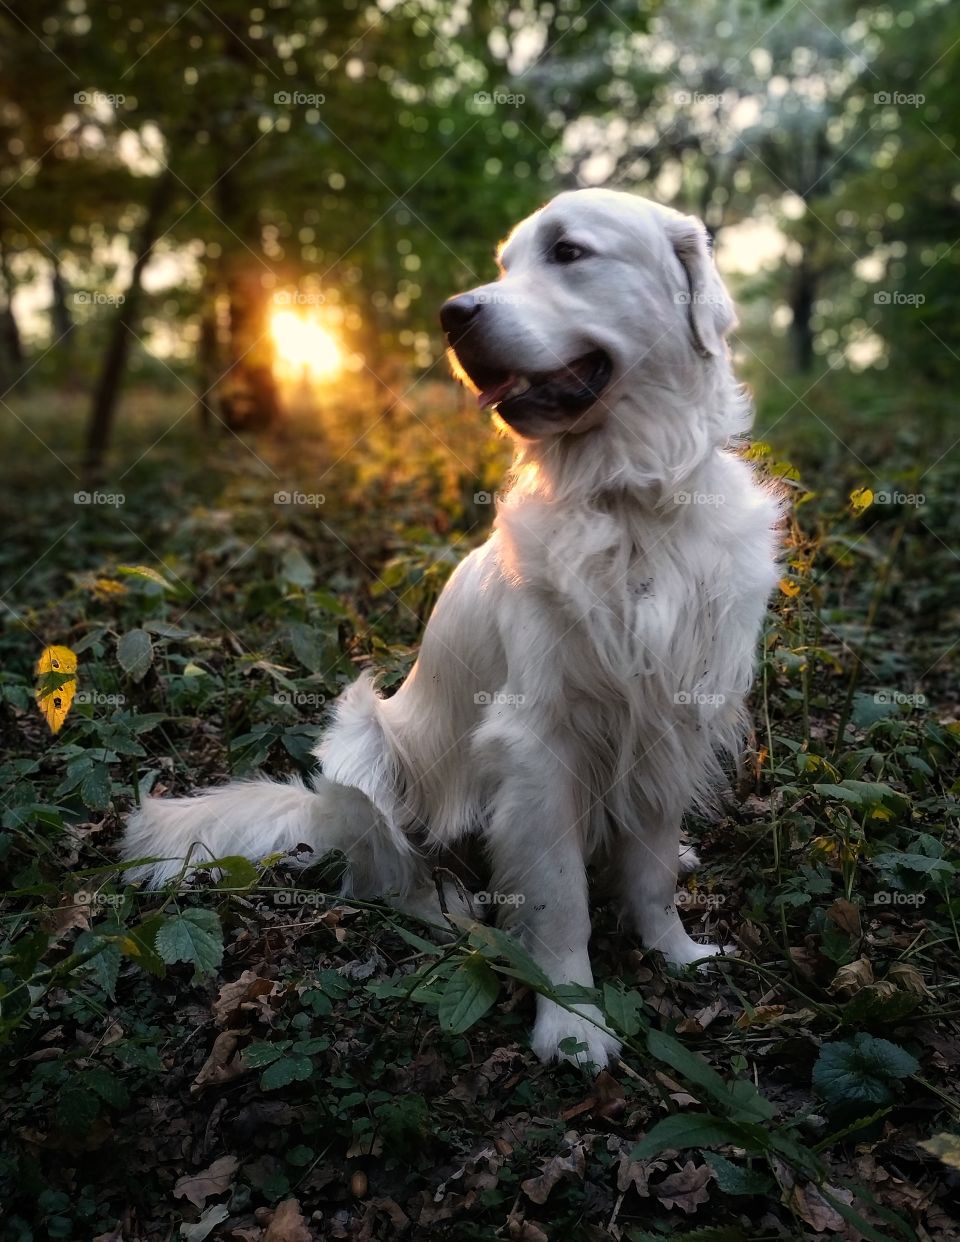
left=0, top=242, right=24, bottom=388
left=84, top=168, right=175, bottom=480
left=219, top=264, right=279, bottom=431
left=50, top=252, right=73, bottom=343
left=196, top=297, right=221, bottom=432
left=788, top=249, right=817, bottom=374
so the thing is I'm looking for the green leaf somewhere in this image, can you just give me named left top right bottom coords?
left=85, top=941, right=121, bottom=998
left=647, top=1028, right=775, bottom=1122
left=632, top=1113, right=755, bottom=1159
left=243, top=1041, right=287, bottom=1068
left=813, top=1035, right=919, bottom=1110
left=261, top=1055, right=313, bottom=1090
left=437, top=953, right=500, bottom=1034
left=84, top=1066, right=128, bottom=1108
left=602, top=982, right=647, bottom=1036
left=155, top=909, right=223, bottom=975
left=116, top=629, right=154, bottom=683
left=280, top=547, right=316, bottom=590
left=703, top=1152, right=775, bottom=1195
left=80, top=764, right=112, bottom=810
left=57, top=1084, right=99, bottom=1132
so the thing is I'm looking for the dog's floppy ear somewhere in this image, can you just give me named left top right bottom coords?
left=667, top=214, right=736, bottom=358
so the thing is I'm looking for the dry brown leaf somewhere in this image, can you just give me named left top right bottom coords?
left=174, top=1154, right=239, bottom=1209
left=653, top=1160, right=713, bottom=1214
left=521, top=1142, right=587, bottom=1204
left=506, top=1211, right=549, bottom=1242
left=213, top=971, right=277, bottom=1026
left=888, top=962, right=931, bottom=997
left=264, top=1197, right=313, bottom=1242
left=789, top=1180, right=853, bottom=1234
left=829, top=957, right=874, bottom=996
left=191, top=1031, right=246, bottom=1094
left=44, top=899, right=91, bottom=940
left=826, top=897, right=862, bottom=938
left=617, top=1154, right=665, bottom=1195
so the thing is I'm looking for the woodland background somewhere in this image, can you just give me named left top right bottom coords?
left=1, top=2, right=959, bottom=1240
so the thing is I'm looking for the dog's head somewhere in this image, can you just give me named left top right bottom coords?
left=440, top=189, right=736, bottom=440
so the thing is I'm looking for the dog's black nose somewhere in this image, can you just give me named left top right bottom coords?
left=439, top=293, right=481, bottom=342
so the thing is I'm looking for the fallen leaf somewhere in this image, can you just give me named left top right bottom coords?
left=829, top=957, right=874, bottom=996
left=617, top=1154, right=665, bottom=1196
left=174, top=1155, right=239, bottom=1209
left=264, top=1198, right=313, bottom=1242
left=653, top=1160, right=713, bottom=1214
left=789, top=1180, right=852, bottom=1233
left=826, top=898, right=862, bottom=938
left=888, top=962, right=931, bottom=997
left=181, top=1203, right=230, bottom=1241
left=191, top=1032, right=246, bottom=1094
left=521, top=1143, right=586, bottom=1204
left=213, top=971, right=277, bottom=1026
left=919, top=1132, right=960, bottom=1170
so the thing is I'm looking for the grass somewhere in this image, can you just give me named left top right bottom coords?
left=0, top=365, right=958, bottom=1241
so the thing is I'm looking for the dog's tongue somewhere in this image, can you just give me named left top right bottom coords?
left=477, top=374, right=519, bottom=408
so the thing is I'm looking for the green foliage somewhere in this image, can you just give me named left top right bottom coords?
left=813, top=1035, right=919, bottom=1112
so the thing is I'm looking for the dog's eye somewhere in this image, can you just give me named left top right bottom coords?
left=550, top=240, right=585, bottom=265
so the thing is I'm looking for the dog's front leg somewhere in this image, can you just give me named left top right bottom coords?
left=486, top=748, right=620, bottom=1069
left=620, top=815, right=727, bottom=966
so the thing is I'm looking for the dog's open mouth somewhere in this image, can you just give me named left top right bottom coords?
left=455, top=349, right=613, bottom=426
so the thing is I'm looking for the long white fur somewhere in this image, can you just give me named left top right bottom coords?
left=122, top=189, right=780, bottom=1068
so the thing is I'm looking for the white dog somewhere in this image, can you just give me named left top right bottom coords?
left=123, top=189, right=780, bottom=1067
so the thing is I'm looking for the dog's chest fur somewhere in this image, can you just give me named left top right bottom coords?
left=495, top=453, right=779, bottom=748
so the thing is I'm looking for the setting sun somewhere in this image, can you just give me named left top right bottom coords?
left=270, top=309, right=343, bottom=382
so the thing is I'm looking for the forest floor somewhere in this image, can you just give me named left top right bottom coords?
left=1, top=371, right=959, bottom=1241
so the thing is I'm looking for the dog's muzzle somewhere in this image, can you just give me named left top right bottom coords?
left=440, top=292, right=613, bottom=430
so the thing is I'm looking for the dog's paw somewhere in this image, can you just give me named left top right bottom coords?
left=659, top=931, right=737, bottom=972
left=530, top=1000, right=621, bottom=1070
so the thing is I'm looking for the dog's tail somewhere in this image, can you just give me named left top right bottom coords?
left=121, top=773, right=416, bottom=895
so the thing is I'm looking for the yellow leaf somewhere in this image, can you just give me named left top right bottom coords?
left=919, top=1133, right=960, bottom=1170
left=93, top=577, right=128, bottom=597
left=35, top=644, right=78, bottom=734
left=779, top=578, right=801, bottom=597
left=850, top=487, right=874, bottom=515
